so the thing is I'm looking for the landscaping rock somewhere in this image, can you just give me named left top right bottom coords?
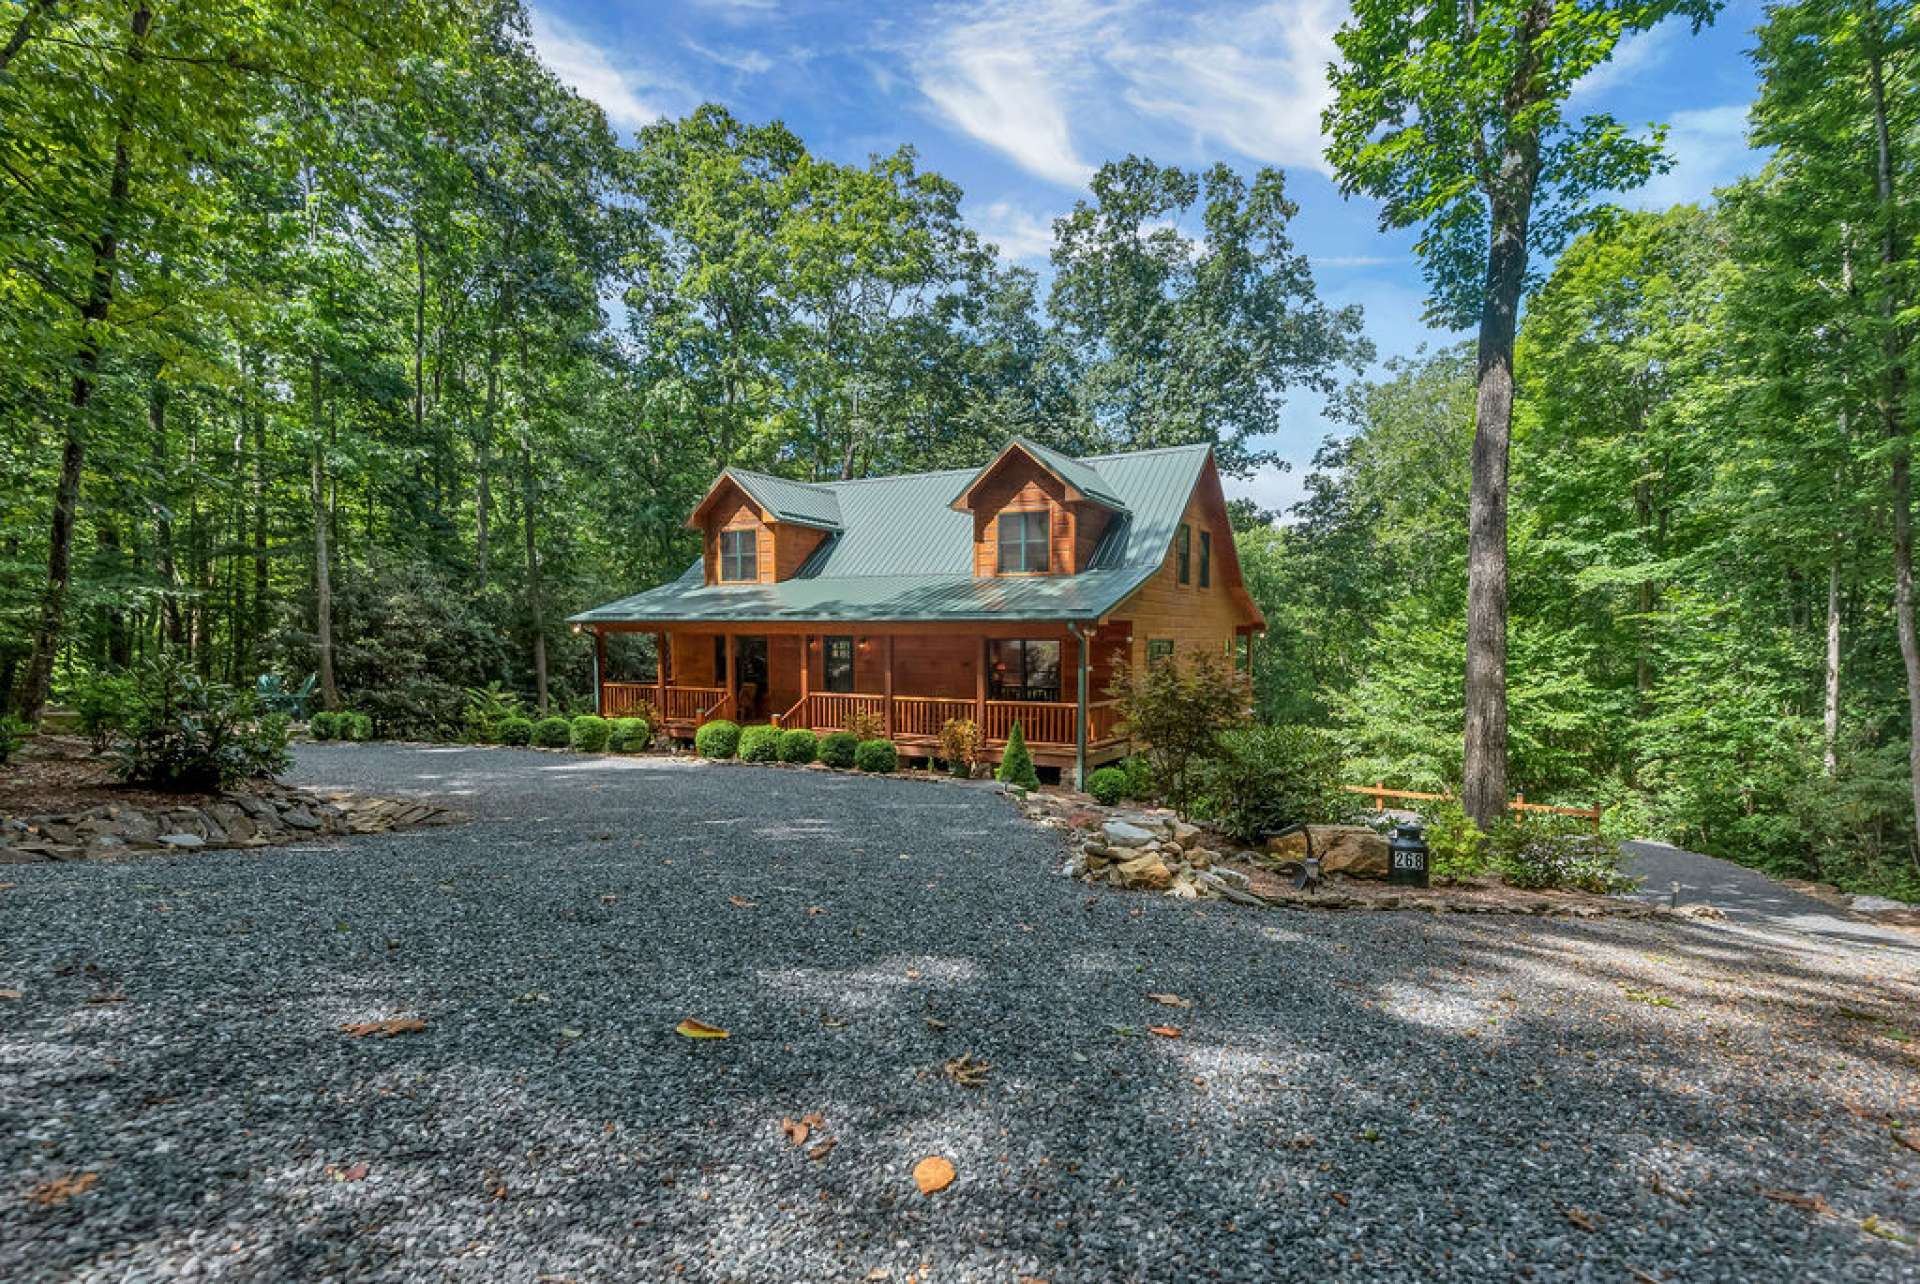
left=1168, top=819, right=1201, bottom=850
left=157, top=833, right=205, bottom=849
left=1102, top=819, right=1157, bottom=848
left=1114, top=853, right=1172, bottom=890
left=1268, top=825, right=1389, bottom=879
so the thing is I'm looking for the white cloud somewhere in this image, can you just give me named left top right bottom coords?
left=972, top=199, right=1060, bottom=263
left=1109, top=0, right=1345, bottom=177
left=1569, top=21, right=1677, bottom=102
left=1222, top=462, right=1307, bottom=522
left=686, top=39, right=774, bottom=76
left=527, top=6, right=669, bottom=131
left=913, top=0, right=1116, bottom=188
left=1631, top=104, right=1758, bottom=209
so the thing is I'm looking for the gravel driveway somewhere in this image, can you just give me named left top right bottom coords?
left=3, top=744, right=1917, bottom=1283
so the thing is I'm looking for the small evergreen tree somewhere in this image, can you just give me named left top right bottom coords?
left=996, top=720, right=1040, bottom=791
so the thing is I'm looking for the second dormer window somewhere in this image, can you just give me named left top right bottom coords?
left=719, top=528, right=757, bottom=581
left=998, top=510, right=1050, bottom=574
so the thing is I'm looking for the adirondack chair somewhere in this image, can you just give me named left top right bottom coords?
left=256, top=673, right=318, bottom=719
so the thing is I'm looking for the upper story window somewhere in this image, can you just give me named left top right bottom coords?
left=1199, top=530, right=1211, bottom=588
left=1176, top=524, right=1191, bottom=584
left=998, top=509, right=1050, bottom=574
left=719, top=528, right=757, bottom=581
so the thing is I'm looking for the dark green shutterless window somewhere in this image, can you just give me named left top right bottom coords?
left=997, top=510, right=1049, bottom=573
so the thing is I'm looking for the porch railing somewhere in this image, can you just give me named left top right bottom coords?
left=655, top=684, right=726, bottom=725
left=602, top=682, right=658, bottom=718
left=778, top=691, right=885, bottom=734
left=768, top=690, right=1124, bottom=747
left=891, top=695, right=978, bottom=739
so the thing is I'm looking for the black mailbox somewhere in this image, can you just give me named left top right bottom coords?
left=1387, top=821, right=1430, bottom=888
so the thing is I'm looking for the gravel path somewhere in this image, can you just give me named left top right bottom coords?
left=2, top=744, right=1916, bottom=1283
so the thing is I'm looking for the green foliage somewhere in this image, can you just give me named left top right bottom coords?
left=1194, top=725, right=1347, bottom=845
left=114, top=656, right=290, bottom=791
left=1418, top=801, right=1491, bottom=880
left=1118, top=756, right=1156, bottom=803
left=608, top=718, right=652, bottom=752
left=778, top=729, right=818, bottom=764
left=309, top=711, right=341, bottom=741
left=939, top=717, right=982, bottom=777
left=69, top=671, right=137, bottom=752
left=1487, top=819, right=1637, bottom=895
left=463, top=684, right=526, bottom=744
left=1087, top=766, right=1128, bottom=806
left=855, top=738, right=898, bottom=773
left=695, top=719, right=741, bottom=759
left=0, top=716, right=27, bottom=766
left=531, top=716, right=572, bottom=749
left=569, top=715, right=611, bottom=752
left=818, top=731, right=859, bottom=769
left=497, top=717, right=534, bottom=746
left=995, top=720, right=1040, bottom=791
left=738, top=724, right=782, bottom=763
left=1111, top=652, right=1249, bottom=818
left=841, top=707, right=885, bottom=742
left=344, top=712, right=375, bottom=742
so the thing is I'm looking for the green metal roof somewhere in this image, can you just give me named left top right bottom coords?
left=570, top=441, right=1211, bottom=626
left=951, top=437, right=1129, bottom=513
left=722, top=468, right=842, bottom=530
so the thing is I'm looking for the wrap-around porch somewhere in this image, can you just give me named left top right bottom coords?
left=592, top=623, right=1132, bottom=773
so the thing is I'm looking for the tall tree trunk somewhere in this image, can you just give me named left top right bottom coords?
left=1867, top=39, right=1920, bottom=853
left=149, top=360, right=185, bottom=647
left=522, top=442, right=548, bottom=716
left=1824, top=539, right=1843, bottom=778
left=310, top=349, right=339, bottom=710
left=250, top=368, right=269, bottom=667
left=13, top=4, right=150, bottom=721
left=476, top=343, right=499, bottom=582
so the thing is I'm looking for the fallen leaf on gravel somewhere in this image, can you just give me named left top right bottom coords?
left=924, top=1017, right=948, bottom=1031
left=1893, top=1131, right=1920, bottom=1155
left=912, top=1156, right=955, bottom=1194
left=805, top=905, right=826, bottom=917
left=1564, top=1207, right=1597, bottom=1232
left=85, top=991, right=127, bottom=1005
left=808, top=1137, right=837, bottom=1162
left=781, top=1117, right=810, bottom=1146
left=341, top=1017, right=426, bottom=1038
left=559, top=1027, right=584, bottom=1040
left=727, top=896, right=756, bottom=909
left=324, top=1162, right=370, bottom=1183
left=802, top=1111, right=824, bottom=1129
left=1148, top=1025, right=1182, bottom=1039
left=0, top=989, right=20, bottom=1001
left=29, top=1172, right=98, bottom=1206
left=1861, top=1215, right=1915, bottom=1244
left=943, top=1053, right=991, bottom=1088
left=905, top=969, right=922, bottom=980
left=866, top=1271, right=889, bottom=1281
left=1759, top=1188, right=1833, bottom=1215
left=674, top=1018, right=729, bottom=1039
left=0, top=883, right=15, bottom=890
left=1328, top=1191, right=1349, bottom=1208
left=1626, top=1267, right=1664, bottom=1283
left=1145, top=993, right=1191, bottom=1009
left=1647, top=1174, right=1693, bottom=1205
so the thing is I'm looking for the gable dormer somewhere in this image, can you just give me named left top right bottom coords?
left=687, top=469, right=839, bottom=586
left=950, top=438, right=1128, bottom=578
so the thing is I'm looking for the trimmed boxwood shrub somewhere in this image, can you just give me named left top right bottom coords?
left=1087, top=766, right=1127, bottom=806
left=855, top=738, right=898, bottom=773
left=738, top=724, right=782, bottom=762
left=309, top=711, right=340, bottom=740
left=569, top=714, right=611, bottom=752
left=531, top=715, right=571, bottom=748
left=497, top=716, right=533, bottom=745
left=778, top=728, right=818, bottom=764
left=608, top=717, right=650, bottom=752
left=344, top=712, right=375, bottom=742
left=818, top=730, right=859, bottom=768
left=695, top=718, right=740, bottom=759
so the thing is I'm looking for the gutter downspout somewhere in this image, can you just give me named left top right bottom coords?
left=1069, top=621, right=1090, bottom=791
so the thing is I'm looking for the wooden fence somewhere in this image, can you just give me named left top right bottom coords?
left=1343, top=783, right=1602, bottom=833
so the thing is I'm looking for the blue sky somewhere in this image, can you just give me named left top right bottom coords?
left=527, top=0, right=1770, bottom=511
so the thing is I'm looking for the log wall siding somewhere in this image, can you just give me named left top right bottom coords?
left=698, top=479, right=826, bottom=585
left=1110, top=487, right=1252, bottom=672
left=969, top=457, right=1075, bottom=577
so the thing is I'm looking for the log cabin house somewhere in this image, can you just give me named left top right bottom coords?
left=567, top=438, right=1265, bottom=784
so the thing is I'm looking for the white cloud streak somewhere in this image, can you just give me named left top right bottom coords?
left=971, top=199, right=1061, bottom=263
left=527, top=6, right=669, bottom=131
left=1631, top=104, right=1758, bottom=208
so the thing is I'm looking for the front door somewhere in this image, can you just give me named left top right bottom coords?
left=735, top=636, right=769, bottom=719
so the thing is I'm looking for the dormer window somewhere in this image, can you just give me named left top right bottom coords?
left=998, top=510, right=1050, bottom=574
left=719, top=529, right=757, bottom=582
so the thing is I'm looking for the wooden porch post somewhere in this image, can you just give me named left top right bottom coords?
left=799, top=633, right=811, bottom=726
left=976, top=635, right=987, bottom=731
left=1072, top=622, right=1089, bottom=790
left=882, top=634, right=895, bottom=737
left=654, top=631, right=667, bottom=720
left=593, top=627, right=607, bottom=716
left=724, top=632, right=737, bottom=716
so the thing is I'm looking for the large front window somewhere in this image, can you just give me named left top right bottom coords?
left=989, top=639, right=1061, bottom=702
left=719, top=528, right=757, bottom=581
left=997, top=510, right=1050, bottom=574
left=823, top=636, right=855, bottom=692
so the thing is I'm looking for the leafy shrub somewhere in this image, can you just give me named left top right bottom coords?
left=1111, top=652, right=1250, bottom=818
left=855, top=738, right=898, bottom=773
left=1488, top=819, right=1636, bottom=894
left=0, top=715, right=27, bottom=765
left=570, top=714, right=611, bottom=752
left=739, top=724, right=782, bottom=762
left=497, top=716, right=534, bottom=745
left=939, top=717, right=982, bottom=777
left=818, top=730, right=859, bottom=768
left=309, top=711, right=341, bottom=740
left=344, top=712, right=375, bottom=742
left=995, top=720, right=1040, bottom=791
left=531, top=715, right=571, bottom=748
left=1087, top=766, right=1127, bottom=806
left=842, top=706, right=885, bottom=741
left=778, top=728, right=818, bottom=763
left=70, top=671, right=136, bottom=752
left=695, top=719, right=741, bottom=759
left=462, top=682, right=524, bottom=743
left=114, top=655, right=290, bottom=791
left=1119, top=755, right=1155, bottom=802
left=1418, top=800, right=1490, bottom=879
left=1193, top=725, right=1346, bottom=845
left=608, top=717, right=651, bottom=752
